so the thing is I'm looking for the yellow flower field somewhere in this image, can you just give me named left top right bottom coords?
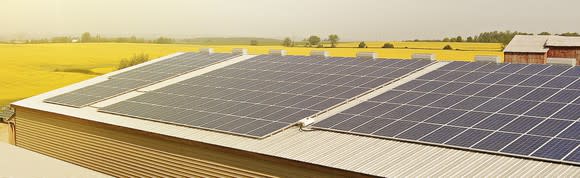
left=336, top=41, right=503, bottom=51
left=0, top=42, right=503, bottom=106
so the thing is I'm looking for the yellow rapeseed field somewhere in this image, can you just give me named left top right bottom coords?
left=337, top=41, right=503, bottom=51
left=0, top=42, right=503, bottom=106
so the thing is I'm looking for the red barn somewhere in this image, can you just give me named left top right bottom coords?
left=504, top=35, right=580, bottom=65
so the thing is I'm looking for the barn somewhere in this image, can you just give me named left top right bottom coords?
left=7, top=50, right=580, bottom=177
left=504, top=35, right=580, bottom=65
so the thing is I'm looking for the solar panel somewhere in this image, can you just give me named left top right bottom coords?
left=313, top=61, right=580, bottom=165
left=44, top=52, right=239, bottom=107
left=99, top=55, right=434, bottom=138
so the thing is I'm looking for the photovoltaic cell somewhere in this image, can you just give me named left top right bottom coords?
left=45, top=52, right=238, bottom=107
left=100, top=55, right=434, bottom=138
left=313, top=61, right=580, bottom=165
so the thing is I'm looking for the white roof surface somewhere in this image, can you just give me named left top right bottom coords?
left=546, top=36, right=580, bottom=47
left=504, top=35, right=549, bottom=53
left=12, top=53, right=580, bottom=177
left=504, top=35, right=580, bottom=53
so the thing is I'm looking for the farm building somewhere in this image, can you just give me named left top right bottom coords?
left=7, top=50, right=580, bottom=177
left=504, top=35, right=580, bottom=65
left=0, top=142, right=107, bottom=177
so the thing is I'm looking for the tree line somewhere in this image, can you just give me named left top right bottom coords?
left=439, top=31, right=580, bottom=44
left=25, top=32, right=175, bottom=44
left=281, top=34, right=340, bottom=48
left=13, top=30, right=580, bottom=47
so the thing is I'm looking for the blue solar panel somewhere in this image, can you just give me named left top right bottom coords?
left=446, top=129, right=492, bottom=147
left=44, top=53, right=238, bottom=107
left=313, top=62, right=580, bottom=165
left=473, top=132, right=520, bottom=151
left=100, top=55, right=434, bottom=138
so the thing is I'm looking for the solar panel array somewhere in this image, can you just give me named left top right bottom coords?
left=313, top=62, right=580, bottom=165
left=44, top=53, right=238, bottom=107
left=100, top=55, right=434, bottom=138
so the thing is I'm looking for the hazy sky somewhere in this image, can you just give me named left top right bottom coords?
left=2, top=0, right=579, bottom=41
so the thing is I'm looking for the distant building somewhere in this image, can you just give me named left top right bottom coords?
left=504, top=35, right=580, bottom=65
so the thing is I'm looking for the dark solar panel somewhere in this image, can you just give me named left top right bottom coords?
left=99, top=55, right=434, bottom=138
left=44, top=52, right=239, bottom=107
left=313, top=61, right=580, bottom=165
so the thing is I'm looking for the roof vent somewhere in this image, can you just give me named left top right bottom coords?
left=412, top=53, right=436, bottom=61
left=232, top=48, right=248, bottom=55
left=310, top=50, right=329, bottom=57
left=356, top=52, right=377, bottom=59
left=199, top=48, right=214, bottom=54
left=547, top=58, right=576, bottom=66
left=474, top=55, right=501, bottom=63
left=269, top=49, right=287, bottom=56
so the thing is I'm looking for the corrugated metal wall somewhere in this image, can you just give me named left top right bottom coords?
left=13, top=107, right=373, bottom=178
left=14, top=111, right=275, bottom=177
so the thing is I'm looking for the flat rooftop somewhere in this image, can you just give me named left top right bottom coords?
left=12, top=52, right=580, bottom=177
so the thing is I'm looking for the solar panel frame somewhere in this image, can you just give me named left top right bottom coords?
left=313, top=62, right=580, bottom=165
left=44, top=52, right=239, bottom=107
left=100, top=55, right=436, bottom=138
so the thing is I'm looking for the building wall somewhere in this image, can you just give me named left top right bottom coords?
left=12, top=107, right=372, bottom=178
left=504, top=52, right=547, bottom=64
left=547, top=47, right=580, bottom=65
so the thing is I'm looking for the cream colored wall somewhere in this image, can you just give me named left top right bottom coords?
left=14, top=107, right=372, bottom=178
left=0, top=124, right=7, bottom=143
left=0, top=142, right=109, bottom=177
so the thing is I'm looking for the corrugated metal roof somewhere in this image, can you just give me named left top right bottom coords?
left=12, top=53, right=580, bottom=177
left=546, top=36, right=580, bottom=47
left=504, top=35, right=580, bottom=53
left=504, top=35, right=549, bottom=53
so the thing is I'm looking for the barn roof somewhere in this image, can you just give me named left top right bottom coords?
left=503, top=35, right=549, bottom=53
left=546, top=36, right=580, bottom=47
left=504, top=35, right=580, bottom=53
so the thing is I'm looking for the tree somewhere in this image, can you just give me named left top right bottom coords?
left=81, top=32, right=91, bottom=43
left=559, top=32, right=580, bottom=36
left=250, top=40, right=258, bottom=46
left=154, top=37, right=174, bottom=44
left=443, top=44, right=453, bottom=50
left=129, top=36, right=137, bottom=43
left=358, top=41, right=367, bottom=48
left=308, top=35, right=321, bottom=46
left=282, top=37, right=292, bottom=47
left=440, top=31, right=533, bottom=45
left=51, top=36, right=72, bottom=43
left=317, top=44, right=324, bottom=48
left=475, top=30, right=532, bottom=44
left=538, top=32, right=552, bottom=35
left=466, top=36, right=474, bottom=42
left=382, top=43, right=395, bottom=48
left=94, top=34, right=102, bottom=42
left=118, top=53, right=150, bottom=69
left=328, top=34, right=339, bottom=48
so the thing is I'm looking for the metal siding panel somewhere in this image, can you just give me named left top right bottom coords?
left=14, top=113, right=277, bottom=178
